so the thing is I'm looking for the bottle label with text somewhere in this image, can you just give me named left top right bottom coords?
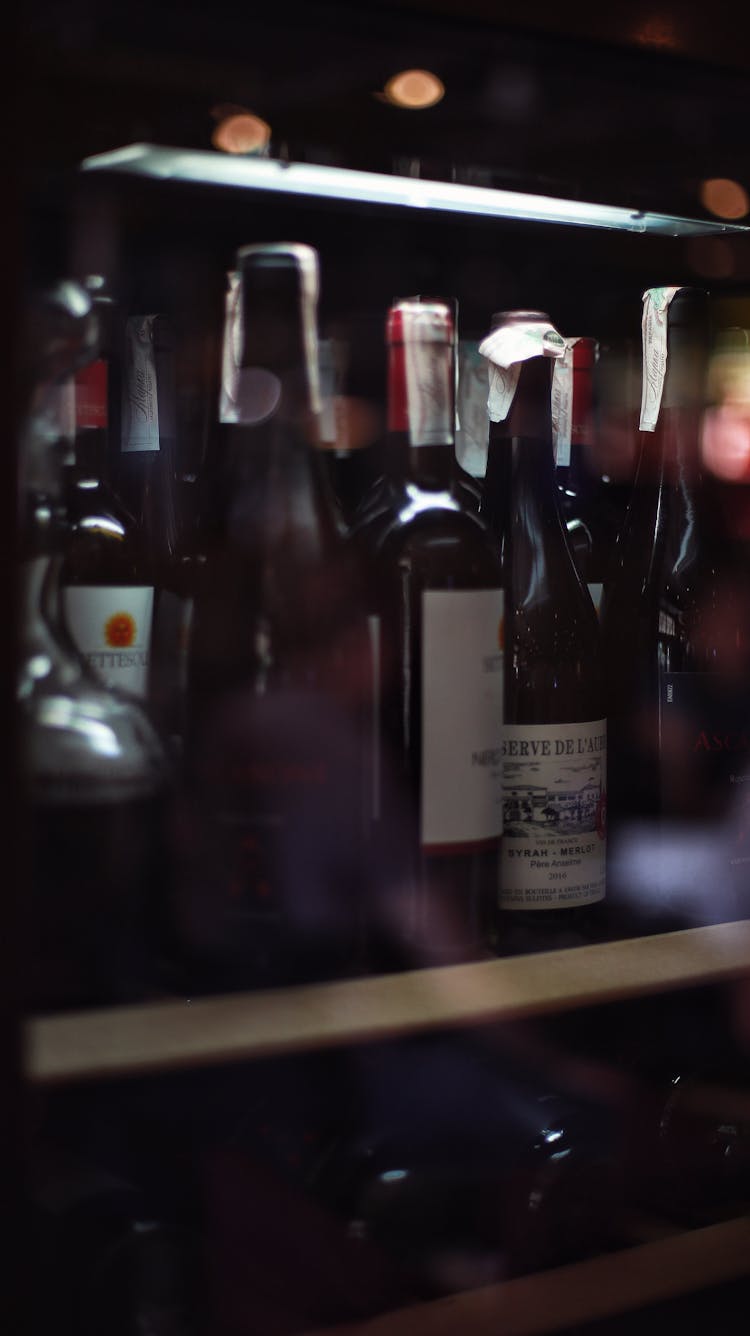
left=421, top=588, right=504, bottom=849
left=640, top=286, right=683, bottom=431
left=500, top=719, right=606, bottom=908
left=64, top=585, right=154, bottom=697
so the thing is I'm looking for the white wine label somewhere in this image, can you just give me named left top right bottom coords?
left=500, top=719, right=606, bottom=909
left=487, top=362, right=521, bottom=424
left=639, top=286, right=683, bottom=431
left=480, top=317, right=565, bottom=421
left=421, top=588, right=504, bottom=848
left=219, top=270, right=242, bottom=423
left=64, top=585, right=154, bottom=697
left=456, top=340, right=489, bottom=478
left=404, top=329, right=453, bottom=446
left=551, top=337, right=580, bottom=465
left=122, top=316, right=160, bottom=452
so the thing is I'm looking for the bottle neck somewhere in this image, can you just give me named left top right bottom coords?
left=386, top=336, right=456, bottom=490
left=69, top=426, right=109, bottom=482
left=482, top=355, right=562, bottom=538
left=636, top=404, right=703, bottom=487
left=222, top=369, right=334, bottom=552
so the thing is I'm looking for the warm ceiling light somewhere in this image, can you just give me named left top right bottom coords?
left=212, top=113, right=271, bottom=155
left=700, top=177, right=750, bottom=220
left=633, top=18, right=678, bottom=50
left=383, top=69, right=445, bottom=109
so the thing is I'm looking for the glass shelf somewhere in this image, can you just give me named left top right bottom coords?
left=80, top=144, right=750, bottom=237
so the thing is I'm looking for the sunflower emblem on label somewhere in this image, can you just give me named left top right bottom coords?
left=105, top=611, right=137, bottom=648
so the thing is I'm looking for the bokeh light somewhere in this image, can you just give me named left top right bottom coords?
left=383, top=69, right=445, bottom=109
left=700, top=177, right=750, bottom=221
left=212, top=112, right=271, bottom=156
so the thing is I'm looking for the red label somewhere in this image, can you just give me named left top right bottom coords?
left=387, top=341, right=409, bottom=433
left=74, top=359, right=108, bottom=429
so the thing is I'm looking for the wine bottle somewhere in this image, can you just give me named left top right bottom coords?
left=120, top=312, right=195, bottom=752
left=314, top=1034, right=624, bottom=1299
left=179, top=242, right=372, bottom=992
left=601, top=286, right=750, bottom=930
left=479, top=311, right=607, bottom=954
left=60, top=277, right=155, bottom=702
left=17, top=280, right=172, bottom=1013
left=352, top=296, right=504, bottom=969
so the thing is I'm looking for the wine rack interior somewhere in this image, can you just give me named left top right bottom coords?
left=14, top=5, right=750, bottom=1334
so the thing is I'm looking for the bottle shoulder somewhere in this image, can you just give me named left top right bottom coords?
left=366, top=484, right=501, bottom=572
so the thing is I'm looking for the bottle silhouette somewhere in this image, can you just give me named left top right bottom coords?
left=601, top=286, right=750, bottom=932
left=60, top=277, right=155, bottom=702
left=353, top=296, right=503, bottom=969
left=178, top=242, right=372, bottom=992
left=17, top=279, right=172, bottom=1012
left=479, top=310, right=607, bottom=954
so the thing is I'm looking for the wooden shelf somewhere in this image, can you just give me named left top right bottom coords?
left=25, top=920, right=750, bottom=1086
left=302, top=1216, right=750, bottom=1336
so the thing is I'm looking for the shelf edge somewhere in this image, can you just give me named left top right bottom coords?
left=24, top=920, right=750, bottom=1085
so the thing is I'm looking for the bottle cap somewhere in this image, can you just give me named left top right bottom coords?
left=480, top=311, right=564, bottom=423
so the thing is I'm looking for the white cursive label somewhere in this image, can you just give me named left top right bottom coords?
left=639, top=286, right=683, bottom=431
left=404, top=331, right=453, bottom=446
left=551, top=337, right=580, bottom=465
left=122, top=316, right=160, bottom=452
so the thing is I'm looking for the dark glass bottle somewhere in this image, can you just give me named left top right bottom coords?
left=120, top=312, right=195, bottom=753
left=60, top=279, right=155, bottom=702
left=601, top=286, right=750, bottom=932
left=479, top=311, right=607, bottom=955
left=356, top=297, right=504, bottom=970
left=17, top=280, right=172, bottom=1013
left=178, top=242, right=372, bottom=992
left=314, top=1035, right=624, bottom=1301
